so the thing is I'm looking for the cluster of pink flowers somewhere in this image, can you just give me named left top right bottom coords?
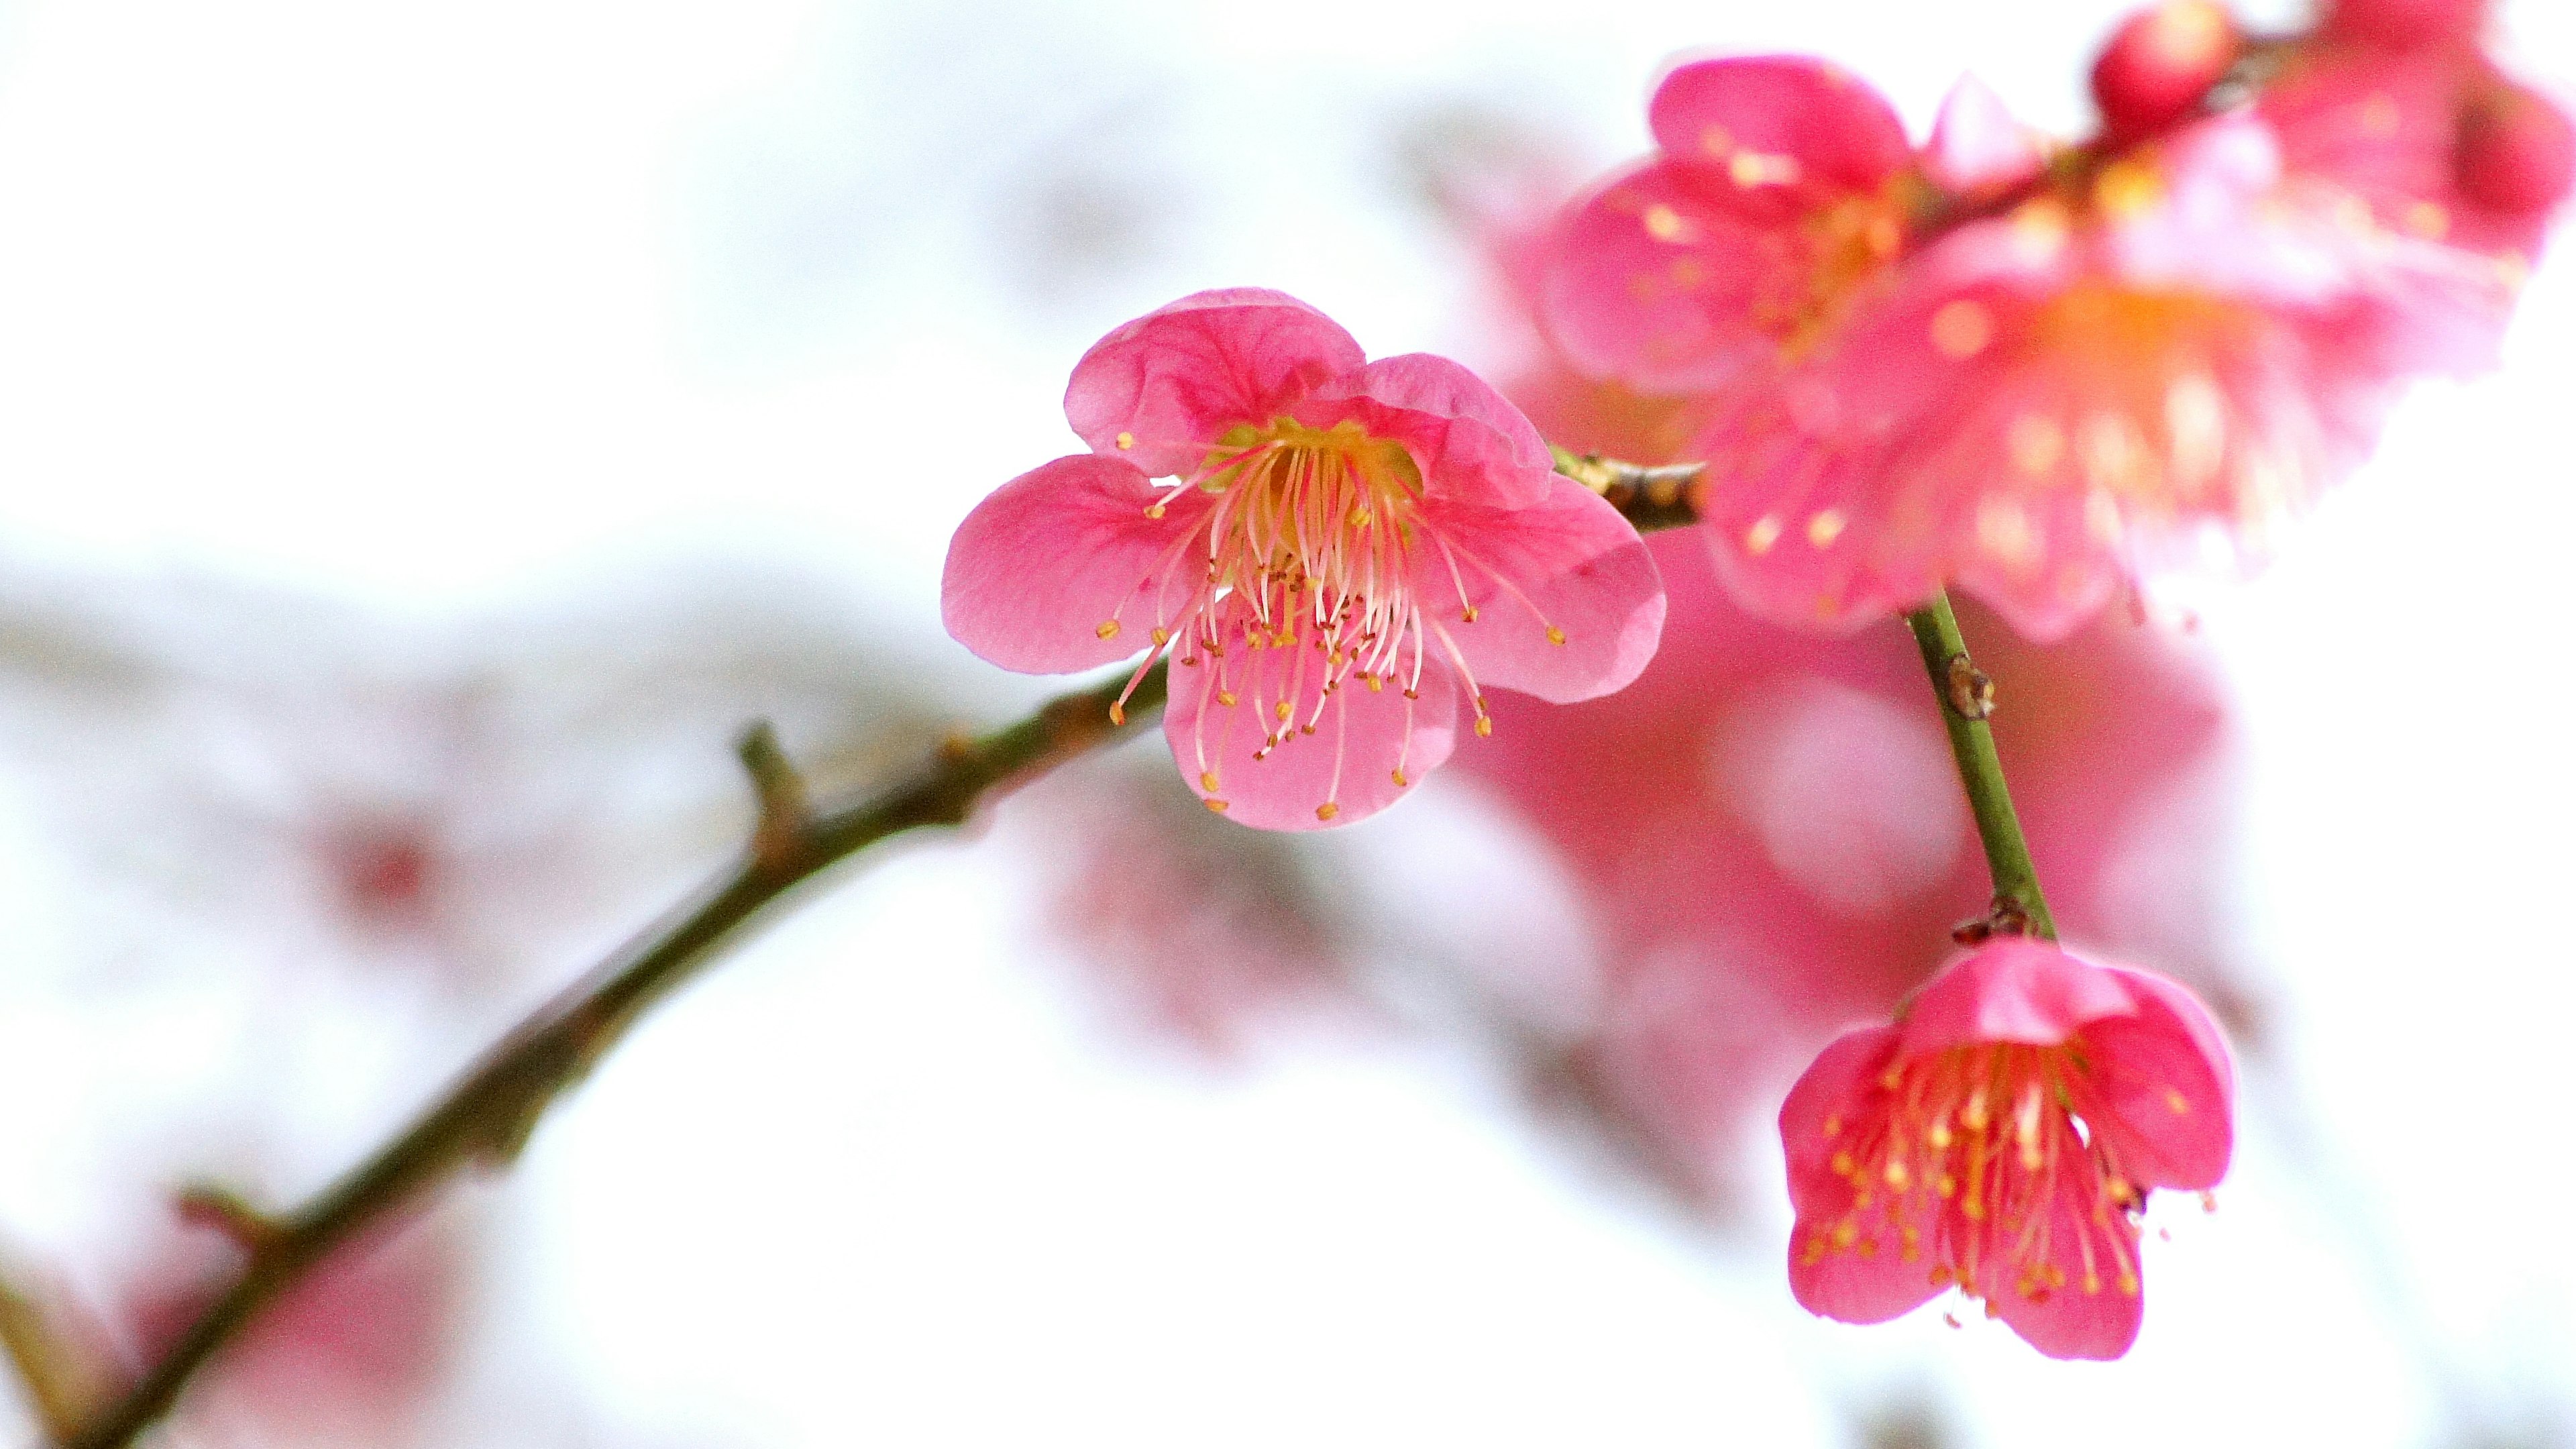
left=1543, top=0, right=2567, bottom=639
left=941, top=0, right=2565, bottom=1365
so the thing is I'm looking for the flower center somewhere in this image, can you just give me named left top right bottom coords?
left=1802, top=1041, right=2145, bottom=1309
left=1100, top=417, right=1555, bottom=820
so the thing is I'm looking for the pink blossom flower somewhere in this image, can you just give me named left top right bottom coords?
left=1539, top=56, right=1915, bottom=395
left=2263, top=30, right=2573, bottom=268
left=1779, top=938, right=2234, bottom=1358
left=1542, top=37, right=2563, bottom=641
left=943, top=288, right=1665, bottom=829
left=1690, top=111, right=2488, bottom=639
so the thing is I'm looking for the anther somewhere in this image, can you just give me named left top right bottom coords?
left=1151, top=627, right=1169, bottom=645
left=1116, top=431, right=1135, bottom=449
left=1461, top=605, right=1479, bottom=623
left=1095, top=620, right=1122, bottom=640
left=1204, top=798, right=1229, bottom=813
left=1390, top=769, right=1409, bottom=788
left=1546, top=626, right=1566, bottom=645
left=1315, top=802, right=1340, bottom=821
left=1108, top=703, right=1126, bottom=727
left=1200, top=771, right=1220, bottom=792
left=1217, top=690, right=1238, bottom=706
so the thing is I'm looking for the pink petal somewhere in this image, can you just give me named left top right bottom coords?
left=1984, top=1196, right=2147, bottom=1359
left=1295, top=353, right=1558, bottom=508
left=1649, top=56, right=1912, bottom=196
left=1926, top=75, right=2045, bottom=195
left=1777, top=1024, right=1899, bottom=1210
left=1065, top=288, right=1366, bottom=477
left=941, top=453, right=1208, bottom=674
left=1413, top=479, right=1666, bottom=704
left=1539, top=158, right=1807, bottom=393
left=1163, top=659, right=1458, bottom=831
left=2081, top=970, right=2235, bottom=1190
left=1788, top=1213, right=1946, bottom=1326
left=1897, top=939, right=2142, bottom=1055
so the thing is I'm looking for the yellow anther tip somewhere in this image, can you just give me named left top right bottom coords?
left=1314, top=802, right=1339, bottom=821
left=1095, top=619, right=1121, bottom=639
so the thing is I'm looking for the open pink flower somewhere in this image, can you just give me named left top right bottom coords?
left=1691, top=111, right=2481, bottom=639
left=943, top=289, right=1666, bottom=829
left=1780, top=938, right=2233, bottom=1359
left=1540, top=56, right=1914, bottom=394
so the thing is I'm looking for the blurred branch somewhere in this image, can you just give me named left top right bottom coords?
left=0, top=1256, right=95, bottom=1445
left=49, top=450, right=1700, bottom=1449
left=1550, top=444, right=1705, bottom=532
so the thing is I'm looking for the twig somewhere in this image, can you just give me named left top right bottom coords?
left=49, top=453, right=1701, bottom=1449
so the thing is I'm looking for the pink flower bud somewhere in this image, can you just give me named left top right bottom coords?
left=2090, top=1, right=2240, bottom=140
left=2456, top=80, right=2576, bottom=218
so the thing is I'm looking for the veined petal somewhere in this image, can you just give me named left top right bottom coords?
left=1984, top=1193, right=2147, bottom=1360
left=941, top=454, right=1209, bottom=674
left=1540, top=158, right=1803, bottom=393
left=1778, top=1024, right=1900, bottom=1211
left=1165, top=660, right=1458, bottom=831
left=1788, top=1204, right=1945, bottom=1326
left=1649, top=56, right=1912, bottom=196
left=2082, top=972, right=2235, bottom=1190
left=1065, top=288, right=1366, bottom=477
left=1413, top=480, right=1666, bottom=703
left=1296, top=352, right=1558, bottom=508
left=1897, top=937, right=2142, bottom=1054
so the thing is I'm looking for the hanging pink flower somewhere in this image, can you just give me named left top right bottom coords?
left=943, top=288, right=1666, bottom=830
left=1538, top=56, right=1915, bottom=394
left=1779, top=938, right=2234, bottom=1359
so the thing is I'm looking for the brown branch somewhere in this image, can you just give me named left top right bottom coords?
left=48, top=453, right=1699, bottom=1449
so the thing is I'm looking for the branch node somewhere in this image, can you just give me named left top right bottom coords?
left=735, top=720, right=811, bottom=870
left=1950, top=897, right=2035, bottom=945
left=1943, top=654, right=1996, bottom=720
left=172, top=1183, right=283, bottom=1253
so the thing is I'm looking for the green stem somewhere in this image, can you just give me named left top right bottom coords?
left=1902, top=591, right=2056, bottom=941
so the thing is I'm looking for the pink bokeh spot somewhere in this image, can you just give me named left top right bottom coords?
left=945, top=290, right=1665, bottom=829
left=1779, top=938, right=2235, bottom=1359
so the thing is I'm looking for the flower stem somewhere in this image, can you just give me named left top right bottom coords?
left=1903, top=590, right=2056, bottom=941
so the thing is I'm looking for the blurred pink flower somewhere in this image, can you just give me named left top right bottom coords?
left=1540, top=29, right=2565, bottom=640
left=1693, top=112, right=2467, bottom=640
left=61, top=1211, right=464, bottom=1445
left=1539, top=56, right=1913, bottom=396
left=1023, top=760, right=1357, bottom=1059
left=943, top=288, right=1666, bottom=829
left=2263, top=21, right=2572, bottom=268
left=1778, top=938, right=2234, bottom=1359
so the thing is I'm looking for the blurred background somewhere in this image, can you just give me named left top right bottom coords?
left=0, top=0, right=2567, bottom=1444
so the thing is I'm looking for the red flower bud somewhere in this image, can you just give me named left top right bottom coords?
left=2457, top=80, right=2576, bottom=219
left=2090, top=1, right=2239, bottom=140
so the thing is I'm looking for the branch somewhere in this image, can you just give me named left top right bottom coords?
left=50, top=451, right=1698, bottom=1449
